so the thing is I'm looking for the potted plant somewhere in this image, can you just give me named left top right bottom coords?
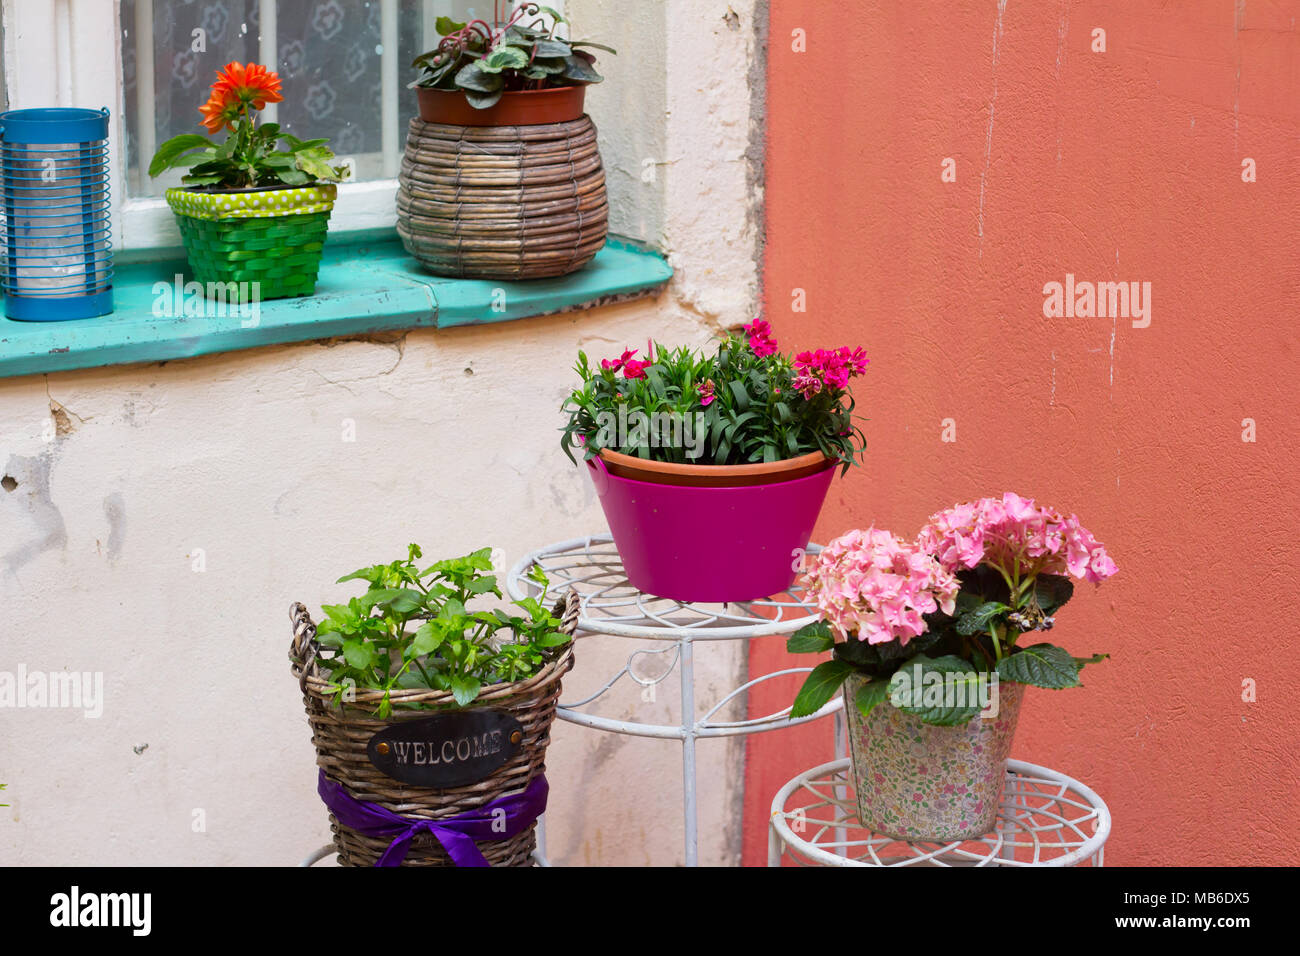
left=289, top=544, right=578, bottom=867
left=786, top=495, right=1117, bottom=842
left=559, top=322, right=870, bottom=603
left=409, top=3, right=614, bottom=126
left=397, top=4, right=614, bottom=279
left=148, top=62, right=350, bottom=300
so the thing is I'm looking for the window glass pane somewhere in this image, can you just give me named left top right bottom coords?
left=120, top=0, right=464, bottom=197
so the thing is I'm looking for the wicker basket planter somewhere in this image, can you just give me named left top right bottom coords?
left=288, top=590, right=579, bottom=867
left=396, top=106, right=608, bottom=280
left=164, top=184, right=337, bottom=299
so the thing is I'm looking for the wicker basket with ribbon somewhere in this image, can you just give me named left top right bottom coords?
left=289, top=589, right=579, bottom=867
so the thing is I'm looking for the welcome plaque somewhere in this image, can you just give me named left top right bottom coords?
left=366, top=710, right=523, bottom=788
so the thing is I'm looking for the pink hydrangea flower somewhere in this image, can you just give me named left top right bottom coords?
left=917, top=493, right=1118, bottom=585
left=800, top=527, right=960, bottom=645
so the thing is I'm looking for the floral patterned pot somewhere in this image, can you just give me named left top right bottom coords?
left=843, top=673, right=1025, bottom=841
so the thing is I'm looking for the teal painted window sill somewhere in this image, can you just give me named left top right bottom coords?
left=0, top=235, right=672, bottom=380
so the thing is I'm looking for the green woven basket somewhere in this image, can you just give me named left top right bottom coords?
left=165, top=185, right=337, bottom=300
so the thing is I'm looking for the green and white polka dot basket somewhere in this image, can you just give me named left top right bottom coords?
left=165, top=184, right=337, bottom=300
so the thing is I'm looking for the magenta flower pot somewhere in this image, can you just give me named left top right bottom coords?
left=585, top=454, right=837, bottom=603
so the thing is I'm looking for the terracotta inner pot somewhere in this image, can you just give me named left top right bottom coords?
left=415, top=85, right=587, bottom=127
left=597, top=448, right=836, bottom=488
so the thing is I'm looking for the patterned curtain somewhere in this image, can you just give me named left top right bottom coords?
left=122, top=1, right=489, bottom=195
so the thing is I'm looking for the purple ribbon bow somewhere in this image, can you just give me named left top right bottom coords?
left=318, top=770, right=548, bottom=867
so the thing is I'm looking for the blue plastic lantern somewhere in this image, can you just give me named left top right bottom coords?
left=0, top=107, right=113, bottom=321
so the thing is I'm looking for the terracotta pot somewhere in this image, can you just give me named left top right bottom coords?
left=843, top=672, right=1025, bottom=842
left=415, top=85, right=587, bottom=127
left=598, top=448, right=834, bottom=488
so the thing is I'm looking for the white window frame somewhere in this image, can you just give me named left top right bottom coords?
left=1, top=0, right=552, bottom=254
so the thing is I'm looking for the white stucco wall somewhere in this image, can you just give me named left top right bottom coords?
left=0, top=0, right=764, bottom=866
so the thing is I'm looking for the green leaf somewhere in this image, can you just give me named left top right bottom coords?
left=272, top=166, right=309, bottom=186
left=789, top=660, right=852, bottom=719
left=874, top=629, right=942, bottom=662
left=956, top=601, right=1008, bottom=635
left=294, top=145, right=343, bottom=182
left=536, top=631, right=572, bottom=648
left=435, top=16, right=467, bottom=36
left=480, top=46, right=529, bottom=73
left=464, top=87, right=505, bottom=110
left=279, top=134, right=329, bottom=152
left=449, top=674, right=482, bottom=707
left=559, top=54, right=603, bottom=84
left=319, top=603, right=354, bottom=626
left=996, top=643, right=1082, bottom=689
left=526, top=56, right=569, bottom=75
left=889, top=655, right=986, bottom=726
left=342, top=639, right=376, bottom=670
left=537, top=5, right=568, bottom=24
left=455, top=60, right=505, bottom=93
left=855, top=679, right=892, bottom=719
left=1073, top=652, right=1110, bottom=670
left=336, top=565, right=384, bottom=585
left=570, top=40, right=618, bottom=55
left=832, top=637, right=883, bottom=668
left=532, top=39, right=572, bottom=58
left=1034, top=574, right=1075, bottom=615
left=786, top=620, right=835, bottom=654
left=408, top=621, right=443, bottom=658
left=374, top=588, right=425, bottom=614
left=147, top=134, right=213, bottom=177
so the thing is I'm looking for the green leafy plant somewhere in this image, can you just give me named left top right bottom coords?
left=411, top=2, right=614, bottom=109
left=560, top=323, right=869, bottom=471
left=148, top=61, right=350, bottom=189
left=313, top=544, right=572, bottom=718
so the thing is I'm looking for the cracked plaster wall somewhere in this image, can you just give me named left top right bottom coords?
left=0, top=0, right=765, bottom=866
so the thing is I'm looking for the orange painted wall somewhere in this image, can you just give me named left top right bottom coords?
left=745, top=0, right=1300, bottom=865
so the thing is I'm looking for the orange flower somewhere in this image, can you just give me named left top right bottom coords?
left=211, top=62, right=283, bottom=111
left=199, top=90, right=242, bottom=134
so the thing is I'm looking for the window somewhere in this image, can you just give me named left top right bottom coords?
left=120, top=0, right=426, bottom=197
left=0, top=0, right=679, bottom=379
left=117, top=1, right=528, bottom=248
left=2, top=2, right=564, bottom=252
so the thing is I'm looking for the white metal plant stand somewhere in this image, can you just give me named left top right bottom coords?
left=507, top=534, right=843, bottom=866
left=769, top=758, right=1111, bottom=867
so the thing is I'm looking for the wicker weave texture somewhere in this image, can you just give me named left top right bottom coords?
left=174, top=211, right=330, bottom=299
left=396, top=115, right=609, bottom=280
left=289, top=591, right=580, bottom=867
